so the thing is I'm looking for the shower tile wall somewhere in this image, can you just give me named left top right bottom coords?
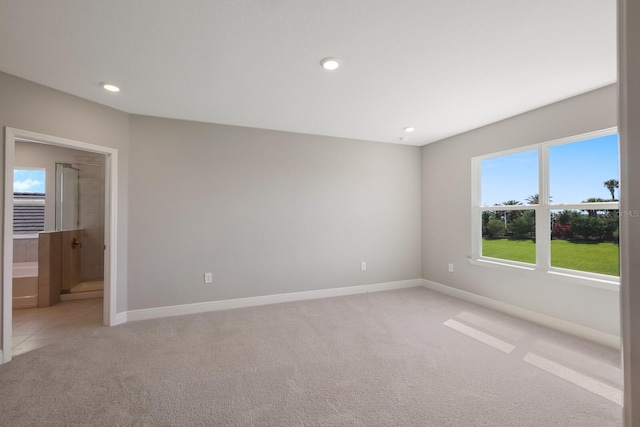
left=76, top=156, right=105, bottom=282
left=13, top=238, right=39, bottom=263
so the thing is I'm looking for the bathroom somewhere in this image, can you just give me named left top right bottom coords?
left=12, top=140, right=106, bottom=310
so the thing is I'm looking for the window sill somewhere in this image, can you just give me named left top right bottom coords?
left=468, top=257, right=535, bottom=271
left=467, top=258, right=620, bottom=292
left=13, top=234, right=40, bottom=240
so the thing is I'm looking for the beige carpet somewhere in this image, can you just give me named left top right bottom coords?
left=0, top=287, right=622, bottom=426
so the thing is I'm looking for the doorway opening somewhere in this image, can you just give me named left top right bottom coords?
left=2, top=128, right=118, bottom=363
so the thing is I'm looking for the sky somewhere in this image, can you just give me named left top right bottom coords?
left=481, top=134, right=619, bottom=206
left=14, top=169, right=45, bottom=193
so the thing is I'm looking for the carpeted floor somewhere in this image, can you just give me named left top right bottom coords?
left=0, top=287, right=622, bottom=426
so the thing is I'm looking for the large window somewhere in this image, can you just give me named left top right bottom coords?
left=473, top=129, right=619, bottom=282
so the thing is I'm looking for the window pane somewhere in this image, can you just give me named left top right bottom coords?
left=481, top=209, right=535, bottom=264
left=13, top=168, right=45, bottom=235
left=551, top=209, right=619, bottom=276
left=14, top=169, right=45, bottom=193
left=549, top=134, right=619, bottom=204
left=480, top=150, right=538, bottom=207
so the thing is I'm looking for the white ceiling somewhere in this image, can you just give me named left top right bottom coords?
left=0, top=0, right=616, bottom=146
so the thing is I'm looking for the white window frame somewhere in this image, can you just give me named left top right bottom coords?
left=13, top=167, right=46, bottom=238
left=471, top=128, right=620, bottom=290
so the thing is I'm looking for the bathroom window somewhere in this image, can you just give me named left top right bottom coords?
left=13, top=168, right=45, bottom=235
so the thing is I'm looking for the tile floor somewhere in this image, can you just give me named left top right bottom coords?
left=70, top=281, right=104, bottom=293
left=11, top=297, right=104, bottom=357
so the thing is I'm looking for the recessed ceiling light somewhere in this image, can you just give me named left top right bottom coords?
left=320, top=57, right=341, bottom=71
left=404, top=127, right=415, bottom=132
left=101, top=82, right=120, bottom=92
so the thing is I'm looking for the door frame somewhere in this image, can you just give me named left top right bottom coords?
left=2, top=127, right=118, bottom=363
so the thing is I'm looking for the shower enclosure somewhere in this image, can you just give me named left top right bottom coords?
left=55, top=160, right=105, bottom=296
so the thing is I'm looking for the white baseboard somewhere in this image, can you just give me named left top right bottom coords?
left=113, top=311, right=128, bottom=326
left=126, top=279, right=422, bottom=323
left=422, top=279, right=620, bottom=349
left=0, top=348, right=11, bottom=364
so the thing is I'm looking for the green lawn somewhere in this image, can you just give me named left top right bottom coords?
left=482, top=238, right=535, bottom=264
left=482, top=238, right=620, bottom=276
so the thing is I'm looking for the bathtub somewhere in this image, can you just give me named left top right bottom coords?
left=13, top=262, right=38, bottom=309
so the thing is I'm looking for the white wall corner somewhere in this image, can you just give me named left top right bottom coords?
left=126, top=279, right=423, bottom=323
left=421, top=279, right=620, bottom=349
left=113, top=311, right=128, bottom=326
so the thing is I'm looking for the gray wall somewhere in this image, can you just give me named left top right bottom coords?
left=421, top=84, right=620, bottom=335
left=0, top=72, right=130, bottom=318
left=128, top=116, right=422, bottom=310
left=0, top=70, right=622, bottom=341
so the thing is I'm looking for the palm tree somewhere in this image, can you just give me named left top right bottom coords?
left=525, top=194, right=552, bottom=204
left=583, top=197, right=606, bottom=218
left=499, top=200, right=522, bottom=225
left=603, top=179, right=619, bottom=200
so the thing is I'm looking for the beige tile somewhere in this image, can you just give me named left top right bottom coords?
left=40, top=314, right=84, bottom=327
left=12, top=334, right=30, bottom=348
left=30, top=325, right=73, bottom=340
left=12, top=298, right=104, bottom=355
left=13, top=239, right=27, bottom=263
left=25, top=240, right=39, bottom=262
left=12, top=311, right=38, bottom=326
left=80, top=312, right=104, bottom=325
left=12, top=338, right=55, bottom=356
left=12, top=319, right=48, bottom=335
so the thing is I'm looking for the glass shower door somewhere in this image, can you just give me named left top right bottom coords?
left=55, top=163, right=82, bottom=294
left=55, top=163, right=79, bottom=231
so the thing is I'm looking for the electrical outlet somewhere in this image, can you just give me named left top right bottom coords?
left=204, top=272, right=213, bottom=284
left=448, top=263, right=454, bottom=273
left=361, top=262, right=367, bottom=271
